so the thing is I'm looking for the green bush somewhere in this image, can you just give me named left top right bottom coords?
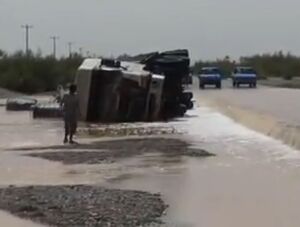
left=0, top=50, right=83, bottom=94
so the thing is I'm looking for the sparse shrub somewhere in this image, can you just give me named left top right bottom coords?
left=0, top=50, right=83, bottom=94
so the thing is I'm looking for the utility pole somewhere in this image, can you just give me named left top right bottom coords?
left=67, top=42, right=73, bottom=58
left=21, top=24, right=33, bottom=56
left=50, top=36, right=59, bottom=58
left=79, top=47, right=83, bottom=57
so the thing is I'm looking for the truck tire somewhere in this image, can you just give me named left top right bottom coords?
left=216, top=82, right=221, bottom=89
left=200, top=83, right=205, bottom=89
left=184, top=92, right=193, bottom=100
left=181, top=92, right=193, bottom=103
left=186, top=101, right=194, bottom=110
left=176, top=104, right=187, bottom=117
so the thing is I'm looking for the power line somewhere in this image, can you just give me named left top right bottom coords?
left=21, top=24, right=33, bottom=56
left=50, top=36, right=59, bottom=58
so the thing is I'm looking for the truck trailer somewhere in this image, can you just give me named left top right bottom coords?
left=75, top=49, right=193, bottom=122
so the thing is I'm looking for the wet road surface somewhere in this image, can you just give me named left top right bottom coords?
left=196, top=79, right=300, bottom=126
left=194, top=79, right=300, bottom=149
left=0, top=84, right=300, bottom=226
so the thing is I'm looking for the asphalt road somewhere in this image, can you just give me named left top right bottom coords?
left=190, top=77, right=300, bottom=150
left=193, top=78, right=300, bottom=126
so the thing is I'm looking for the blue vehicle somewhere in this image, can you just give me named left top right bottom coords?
left=199, top=67, right=222, bottom=89
left=232, top=67, right=257, bottom=88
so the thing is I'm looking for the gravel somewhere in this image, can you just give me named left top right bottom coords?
left=0, top=185, right=167, bottom=227
left=26, top=138, right=214, bottom=165
left=78, top=125, right=181, bottom=138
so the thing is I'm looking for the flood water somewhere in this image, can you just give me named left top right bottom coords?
left=107, top=107, right=300, bottom=227
left=1, top=85, right=300, bottom=227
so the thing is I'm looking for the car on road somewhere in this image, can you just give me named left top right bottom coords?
left=232, top=67, right=257, bottom=88
left=198, top=67, right=222, bottom=89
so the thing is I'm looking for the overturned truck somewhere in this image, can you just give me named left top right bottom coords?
left=76, top=49, right=193, bottom=122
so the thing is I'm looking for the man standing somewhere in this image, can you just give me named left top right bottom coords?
left=61, top=84, right=79, bottom=144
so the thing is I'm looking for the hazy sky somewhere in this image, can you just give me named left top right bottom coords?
left=1, top=0, right=300, bottom=60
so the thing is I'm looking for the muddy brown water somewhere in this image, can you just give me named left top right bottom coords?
left=1, top=82, right=300, bottom=226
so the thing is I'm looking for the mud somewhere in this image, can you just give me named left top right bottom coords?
left=25, top=138, right=214, bottom=165
left=0, top=185, right=167, bottom=227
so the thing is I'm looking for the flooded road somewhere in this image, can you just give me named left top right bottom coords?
left=194, top=79, right=300, bottom=150
left=0, top=83, right=300, bottom=226
left=107, top=107, right=300, bottom=227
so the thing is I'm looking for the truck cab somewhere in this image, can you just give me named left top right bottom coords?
left=199, top=67, right=222, bottom=89
left=232, top=67, right=257, bottom=88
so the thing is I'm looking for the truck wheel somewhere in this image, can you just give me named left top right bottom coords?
left=186, top=101, right=194, bottom=110
left=200, top=83, right=205, bottom=89
left=216, top=83, right=221, bottom=89
left=253, top=83, right=257, bottom=88
left=176, top=104, right=187, bottom=117
left=233, top=82, right=236, bottom=87
left=181, top=92, right=193, bottom=102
